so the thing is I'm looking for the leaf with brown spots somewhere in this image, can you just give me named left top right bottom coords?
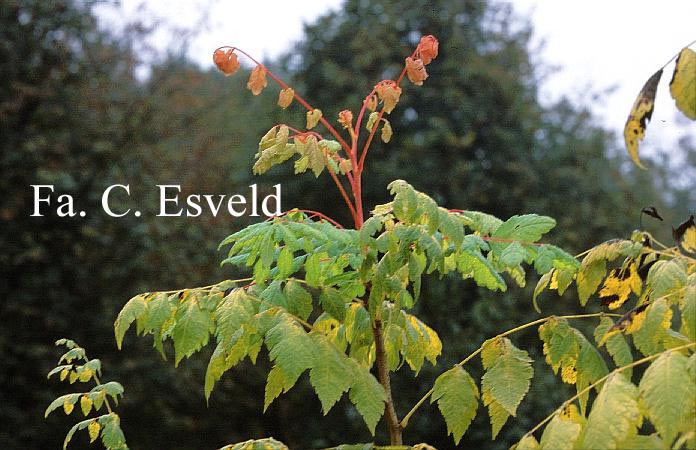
left=624, top=69, right=662, bottom=169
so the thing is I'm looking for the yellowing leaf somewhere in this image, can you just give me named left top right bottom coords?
left=624, top=69, right=663, bottom=169
left=381, top=119, right=393, bottom=143
left=60, top=368, right=69, bottom=381
left=79, top=367, right=93, bottom=382
left=599, top=263, right=642, bottom=309
left=277, top=88, right=294, bottom=109
left=88, top=420, right=101, bottom=443
left=63, top=398, right=74, bottom=415
left=80, top=395, right=93, bottom=416
left=683, top=226, right=696, bottom=252
left=306, top=108, right=322, bottom=130
left=669, top=48, right=696, bottom=119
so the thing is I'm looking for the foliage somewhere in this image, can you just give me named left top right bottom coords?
left=111, top=24, right=696, bottom=449
left=45, top=339, right=128, bottom=449
left=29, top=0, right=693, bottom=448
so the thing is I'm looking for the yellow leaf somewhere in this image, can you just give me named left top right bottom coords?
left=69, top=371, right=78, bottom=384
left=80, top=395, right=93, bottom=416
left=277, top=88, right=294, bottom=109
left=88, top=420, right=101, bottom=443
left=60, top=368, right=69, bottom=381
left=247, top=65, right=267, bottom=96
left=683, top=226, right=696, bottom=253
left=306, top=109, right=322, bottom=130
left=79, top=367, right=93, bottom=382
left=381, top=119, right=393, bottom=143
left=669, top=48, right=696, bottom=120
left=599, top=263, right=641, bottom=310
left=624, top=69, right=663, bottom=169
left=63, top=399, right=74, bottom=415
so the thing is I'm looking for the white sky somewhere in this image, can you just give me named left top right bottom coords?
left=96, top=0, right=696, bottom=155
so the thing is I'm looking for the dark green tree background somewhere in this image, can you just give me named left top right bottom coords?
left=1, top=0, right=691, bottom=449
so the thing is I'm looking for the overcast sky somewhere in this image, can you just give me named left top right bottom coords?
left=96, top=0, right=696, bottom=155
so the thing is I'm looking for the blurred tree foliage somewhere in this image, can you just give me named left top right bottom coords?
left=1, top=0, right=691, bottom=449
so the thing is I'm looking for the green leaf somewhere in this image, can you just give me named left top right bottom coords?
left=499, top=241, right=527, bottom=267
left=45, top=393, right=80, bottom=418
left=579, top=373, right=641, bottom=449
left=617, top=434, right=664, bottom=450
left=171, top=296, right=214, bottom=366
left=457, top=248, right=506, bottom=291
left=647, top=259, right=687, bottom=298
left=594, top=317, right=633, bottom=378
left=575, top=333, right=609, bottom=414
left=492, top=214, right=556, bottom=242
left=577, top=260, right=606, bottom=306
left=265, top=314, right=315, bottom=385
left=638, top=351, right=694, bottom=445
left=681, top=285, right=696, bottom=340
left=431, top=366, right=479, bottom=445
left=284, top=280, right=313, bottom=320
left=100, top=413, right=127, bottom=449
left=539, top=408, right=583, bottom=450
left=309, top=334, right=353, bottom=414
left=512, top=435, right=540, bottom=450
left=632, top=298, right=672, bottom=356
left=347, top=361, right=386, bottom=435
left=481, top=337, right=533, bottom=417
left=114, top=295, right=147, bottom=349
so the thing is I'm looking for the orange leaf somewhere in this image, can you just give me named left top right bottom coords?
left=247, top=65, right=268, bottom=96
left=213, top=49, right=240, bottom=76
left=338, top=110, right=353, bottom=129
left=405, top=57, right=428, bottom=86
left=365, top=94, right=378, bottom=112
left=417, top=35, right=439, bottom=65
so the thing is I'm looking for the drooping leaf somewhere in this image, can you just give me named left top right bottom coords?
left=539, top=405, right=583, bottom=450
left=594, top=316, right=633, bottom=378
left=480, top=337, right=533, bottom=417
left=114, top=295, right=147, bottom=349
left=669, top=48, right=696, bottom=119
left=431, top=366, right=479, bottom=444
left=638, top=351, right=694, bottom=445
left=632, top=298, right=673, bottom=356
left=347, top=360, right=386, bottom=435
left=624, top=69, right=663, bottom=169
left=598, top=263, right=642, bottom=310
left=171, top=296, right=214, bottom=366
left=306, top=108, right=323, bottom=130
left=308, top=334, right=353, bottom=414
left=579, top=373, right=641, bottom=449
left=247, top=65, right=267, bottom=95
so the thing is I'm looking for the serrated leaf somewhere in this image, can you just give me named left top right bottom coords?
left=647, top=259, right=686, bottom=298
left=481, top=338, right=533, bottom=417
left=575, top=333, right=609, bottom=414
left=347, top=361, right=386, bottom=435
left=577, top=260, right=606, bottom=306
left=458, top=248, right=506, bottom=291
left=539, top=409, right=582, bottom=450
left=492, top=214, right=556, bottom=242
left=114, top=295, right=147, bottom=349
left=309, top=334, right=353, bottom=414
left=172, top=297, right=213, bottom=366
left=624, top=69, right=662, bottom=169
left=265, top=314, right=315, bottom=384
left=594, top=317, right=633, bottom=378
left=579, top=373, right=641, bottom=449
left=670, top=48, right=696, bottom=119
left=638, top=351, right=694, bottom=445
left=284, top=280, right=313, bottom=320
left=100, top=413, right=127, bottom=449
left=431, top=366, right=479, bottom=445
left=88, top=420, right=101, bottom=443
left=633, top=298, right=672, bottom=356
